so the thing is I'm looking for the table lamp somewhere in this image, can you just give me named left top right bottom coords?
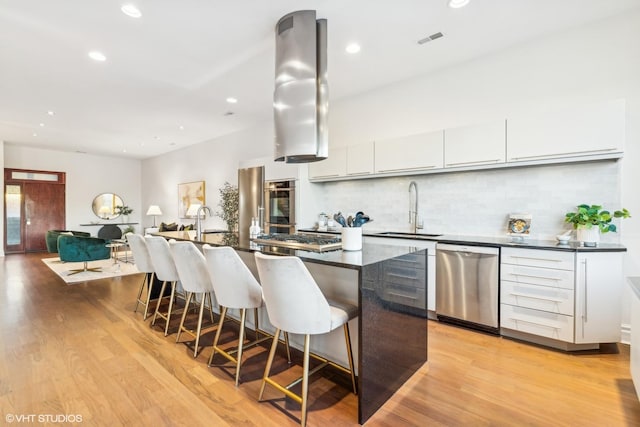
left=146, top=205, right=162, bottom=226
left=185, top=203, right=202, bottom=218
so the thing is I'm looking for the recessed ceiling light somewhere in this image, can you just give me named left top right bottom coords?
left=47, top=110, right=54, bottom=116
left=345, top=43, right=361, bottom=54
left=179, top=125, right=184, bottom=130
left=39, top=123, right=45, bottom=127
left=448, top=0, right=470, bottom=9
left=121, top=4, right=142, bottom=18
left=88, top=51, right=107, bottom=62
left=226, top=97, right=238, bottom=104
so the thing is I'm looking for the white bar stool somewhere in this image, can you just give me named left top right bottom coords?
left=254, top=252, right=358, bottom=427
left=146, top=236, right=182, bottom=336
left=126, top=233, right=155, bottom=319
left=170, top=240, right=216, bottom=357
left=202, top=245, right=290, bottom=386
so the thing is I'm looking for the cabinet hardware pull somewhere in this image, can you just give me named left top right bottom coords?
left=510, top=292, right=563, bottom=303
left=377, top=165, right=437, bottom=173
left=510, top=148, right=616, bottom=161
left=583, top=258, right=588, bottom=327
left=313, top=175, right=340, bottom=179
left=347, top=172, right=371, bottom=176
left=513, top=318, right=559, bottom=330
left=386, top=291, right=418, bottom=300
left=509, top=256, right=563, bottom=262
left=445, top=159, right=501, bottom=167
left=386, top=272, right=418, bottom=280
left=509, top=273, right=561, bottom=281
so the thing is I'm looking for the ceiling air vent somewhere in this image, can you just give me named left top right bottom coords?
left=417, top=32, right=444, bottom=45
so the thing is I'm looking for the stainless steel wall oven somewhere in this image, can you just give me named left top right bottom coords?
left=264, top=180, right=296, bottom=234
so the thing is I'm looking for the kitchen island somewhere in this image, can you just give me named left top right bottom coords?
left=154, top=230, right=428, bottom=424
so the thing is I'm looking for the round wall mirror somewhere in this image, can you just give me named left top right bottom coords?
left=92, top=193, right=124, bottom=220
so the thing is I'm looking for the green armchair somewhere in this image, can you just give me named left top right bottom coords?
left=46, top=230, right=90, bottom=253
left=58, top=234, right=111, bottom=275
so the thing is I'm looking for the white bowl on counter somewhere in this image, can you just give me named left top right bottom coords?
left=556, top=234, right=571, bottom=244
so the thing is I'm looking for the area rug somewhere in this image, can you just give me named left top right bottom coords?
left=42, top=255, right=140, bottom=284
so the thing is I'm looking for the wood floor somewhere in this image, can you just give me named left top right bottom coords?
left=1, top=253, right=639, bottom=426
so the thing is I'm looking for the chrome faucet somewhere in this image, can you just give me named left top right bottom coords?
left=196, top=205, right=213, bottom=240
left=408, top=181, right=422, bottom=234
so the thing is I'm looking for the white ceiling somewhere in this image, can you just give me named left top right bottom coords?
left=1, top=0, right=639, bottom=160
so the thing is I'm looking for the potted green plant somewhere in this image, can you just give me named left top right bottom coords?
left=115, top=205, right=133, bottom=223
left=216, top=182, right=239, bottom=233
left=565, top=204, right=630, bottom=246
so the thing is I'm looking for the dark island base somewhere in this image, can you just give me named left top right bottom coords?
left=358, top=250, right=428, bottom=424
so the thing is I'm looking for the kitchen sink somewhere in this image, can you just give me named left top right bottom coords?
left=374, top=231, right=442, bottom=238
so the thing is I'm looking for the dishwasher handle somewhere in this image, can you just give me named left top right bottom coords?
left=437, top=243, right=499, bottom=256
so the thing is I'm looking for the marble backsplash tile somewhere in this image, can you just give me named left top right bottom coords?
left=312, top=161, right=623, bottom=242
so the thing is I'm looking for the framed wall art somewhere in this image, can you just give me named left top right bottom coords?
left=178, top=181, right=205, bottom=218
left=507, top=213, right=532, bottom=237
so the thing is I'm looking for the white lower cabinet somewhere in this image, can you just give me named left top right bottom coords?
left=574, top=252, right=623, bottom=344
left=501, top=304, right=574, bottom=342
left=500, top=247, right=623, bottom=349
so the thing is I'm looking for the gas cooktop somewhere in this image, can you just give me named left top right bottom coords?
left=252, top=233, right=342, bottom=252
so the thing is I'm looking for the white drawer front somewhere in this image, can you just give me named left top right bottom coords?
left=501, top=264, right=575, bottom=290
left=502, top=248, right=574, bottom=271
left=501, top=281, right=574, bottom=315
left=501, top=304, right=574, bottom=342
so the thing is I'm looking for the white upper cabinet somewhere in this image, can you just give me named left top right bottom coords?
left=444, top=120, right=506, bottom=168
left=374, top=130, right=444, bottom=174
left=507, top=99, right=625, bottom=162
left=307, top=146, right=347, bottom=180
left=346, top=142, right=374, bottom=177
left=265, top=159, right=300, bottom=181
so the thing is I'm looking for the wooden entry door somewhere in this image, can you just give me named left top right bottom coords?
left=4, top=169, right=66, bottom=253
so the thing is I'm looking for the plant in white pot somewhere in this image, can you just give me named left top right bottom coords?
left=564, top=204, right=630, bottom=246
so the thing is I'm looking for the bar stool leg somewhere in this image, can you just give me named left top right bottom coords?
left=164, top=281, right=177, bottom=336
left=284, top=332, right=292, bottom=363
left=134, top=274, right=146, bottom=314
left=193, top=293, right=207, bottom=357
left=301, top=334, right=311, bottom=427
left=208, top=306, right=227, bottom=366
left=258, top=328, right=281, bottom=401
left=254, top=308, right=260, bottom=341
left=176, top=292, right=193, bottom=343
left=151, top=280, right=168, bottom=327
left=206, top=292, right=215, bottom=323
left=142, top=273, right=155, bottom=319
left=235, top=308, right=247, bottom=387
left=343, top=323, right=357, bottom=394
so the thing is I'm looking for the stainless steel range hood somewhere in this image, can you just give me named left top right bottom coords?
left=274, top=10, right=328, bottom=164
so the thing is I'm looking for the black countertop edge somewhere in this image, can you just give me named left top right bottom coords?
left=151, top=231, right=424, bottom=269
left=297, top=228, right=627, bottom=253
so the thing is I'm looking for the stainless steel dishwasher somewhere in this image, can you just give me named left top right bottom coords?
left=436, top=243, right=499, bottom=333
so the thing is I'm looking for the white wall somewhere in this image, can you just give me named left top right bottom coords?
left=141, top=124, right=274, bottom=230
left=4, top=145, right=142, bottom=236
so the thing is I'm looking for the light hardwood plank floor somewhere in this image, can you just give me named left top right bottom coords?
left=1, top=253, right=639, bottom=426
